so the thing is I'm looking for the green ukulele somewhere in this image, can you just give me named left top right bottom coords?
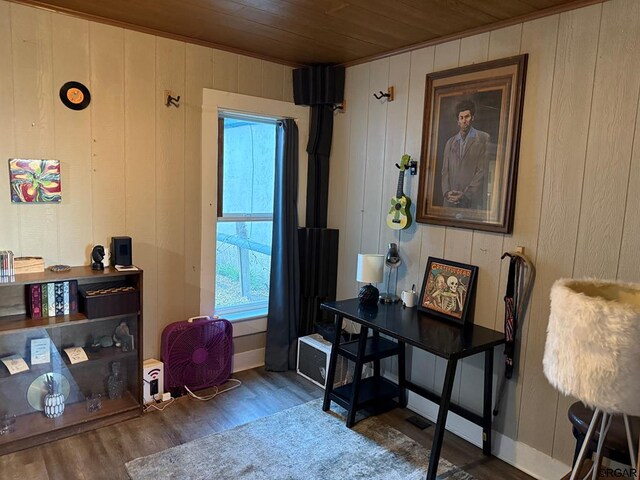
left=386, top=154, right=412, bottom=230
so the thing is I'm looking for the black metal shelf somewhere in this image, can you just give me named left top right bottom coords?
left=331, top=376, right=400, bottom=410
left=337, top=336, right=400, bottom=362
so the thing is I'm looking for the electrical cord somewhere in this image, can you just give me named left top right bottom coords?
left=184, top=379, right=242, bottom=401
left=143, top=397, right=175, bottom=413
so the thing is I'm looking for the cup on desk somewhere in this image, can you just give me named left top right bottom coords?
left=401, top=290, right=417, bottom=308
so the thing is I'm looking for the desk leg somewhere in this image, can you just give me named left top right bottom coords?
left=398, top=341, right=407, bottom=407
left=483, top=348, right=494, bottom=456
left=322, top=314, right=343, bottom=412
left=346, top=326, right=369, bottom=428
left=426, top=357, right=458, bottom=480
left=373, top=330, right=380, bottom=378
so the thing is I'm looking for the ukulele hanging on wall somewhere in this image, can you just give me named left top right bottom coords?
left=386, top=154, right=412, bottom=230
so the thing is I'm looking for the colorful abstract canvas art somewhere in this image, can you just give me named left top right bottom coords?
left=9, top=159, right=61, bottom=203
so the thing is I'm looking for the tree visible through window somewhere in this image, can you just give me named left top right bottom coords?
left=215, top=114, right=276, bottom=316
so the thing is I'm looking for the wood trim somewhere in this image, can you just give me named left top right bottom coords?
left=341, top=0, right=605, bottom=67
left=6, top=0, right=304, bottom=68
left=217, top=116, right=224, bottom=219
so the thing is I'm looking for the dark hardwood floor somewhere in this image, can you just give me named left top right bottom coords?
left=0, top=368, right=534, bottom=479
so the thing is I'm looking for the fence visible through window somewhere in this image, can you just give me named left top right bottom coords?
left=215, top=114, right=276, bottom=316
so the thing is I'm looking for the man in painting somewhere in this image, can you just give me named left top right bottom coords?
left=441, top=100, right=489, bottom=209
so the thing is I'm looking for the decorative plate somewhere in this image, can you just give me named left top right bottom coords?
left=27, top=372, right=71, bottom=412
left=49, top=265, right=71, bottom=273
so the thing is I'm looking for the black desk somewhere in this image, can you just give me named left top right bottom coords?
left=321, top=299, right=505, bottom=480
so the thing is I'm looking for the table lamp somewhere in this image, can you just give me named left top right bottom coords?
left=380, top=243, right=402, bottom=304
left=356, top=254, right=384, bottom=306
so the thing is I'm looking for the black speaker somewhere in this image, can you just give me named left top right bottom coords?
left=111, top=236, right=132, bottom=266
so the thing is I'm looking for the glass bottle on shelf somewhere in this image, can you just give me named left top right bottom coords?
left=107, top=361, right=124, bottom=400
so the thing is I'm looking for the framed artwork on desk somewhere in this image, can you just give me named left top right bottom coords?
left=418, top=257, right=478, bottom=326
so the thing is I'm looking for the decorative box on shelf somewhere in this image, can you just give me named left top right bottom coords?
left=79, top=282, right=140, bottom=319
left=14, top=257, right=44, bottom=275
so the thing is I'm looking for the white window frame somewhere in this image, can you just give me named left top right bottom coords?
left=200, top=89, right=308, bottom=332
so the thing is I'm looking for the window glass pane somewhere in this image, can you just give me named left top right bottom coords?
left=221, top=117, right=276, bottom=216
left=215, top=221, right=273, bottom=310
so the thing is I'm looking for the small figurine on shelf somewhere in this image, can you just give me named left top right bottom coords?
left=107, top=361, right=124, bottom=400
left=113, top=320, right=130, bottom=348
left=0, top=413, right=16, bottom=436
left=86, top=393, right=103, bottom=413
left=91, top=245, right=105, bottom=271
left=43, top=374, right=65, bottom=419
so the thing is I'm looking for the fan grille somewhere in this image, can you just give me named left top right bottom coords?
left=162, top=317, right=233, bottom=393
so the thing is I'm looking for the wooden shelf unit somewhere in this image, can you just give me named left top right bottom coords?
left=0, top=266, right=143, bottom=455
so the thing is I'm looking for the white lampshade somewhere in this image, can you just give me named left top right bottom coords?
left=544, top=278, right=640, bottom=416
left=356, top=254, right=384, bottom=284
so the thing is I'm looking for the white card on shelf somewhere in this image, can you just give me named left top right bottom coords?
left=64, top=347, right=89, bottom=364
left=114, top=265, right=138, bottom=272
left=31, top=338, right=51, bottom=365
left=1, top=355, right=30, bottom=375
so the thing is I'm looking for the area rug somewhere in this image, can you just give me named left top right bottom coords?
left=126, top=399, right=475, bottom=480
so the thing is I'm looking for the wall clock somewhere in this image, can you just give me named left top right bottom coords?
left=59, top=81, right=91, bottom=110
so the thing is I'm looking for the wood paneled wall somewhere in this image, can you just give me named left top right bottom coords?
left=328, top=0, right=640, bottom=464
left=0, top=0, right=294, bottom=359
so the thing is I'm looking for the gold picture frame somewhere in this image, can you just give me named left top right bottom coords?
left=416, top=55, right=527, bottom=234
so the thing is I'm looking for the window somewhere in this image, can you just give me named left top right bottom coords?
left=214, top=113, right=277, bottom=317
left=200, top=89, right=308, bottom=328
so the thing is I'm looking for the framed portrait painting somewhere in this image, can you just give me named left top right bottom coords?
left=418, top=257, right=478, bottom=326
left=416, top=55, right=527, bottom=233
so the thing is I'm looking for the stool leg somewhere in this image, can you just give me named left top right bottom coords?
left=570, top=408, right=601, bottom=480
left=591, top=413, right=612, bottom=480
left=623, top=414, right=637, bottom=471
left=572, top=430, right=586, bottom=467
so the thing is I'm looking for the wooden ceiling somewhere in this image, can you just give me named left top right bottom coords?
left=16, top=0, right=595, bottom=66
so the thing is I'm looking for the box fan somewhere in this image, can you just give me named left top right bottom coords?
left=161, top=316, right=233, bottom=395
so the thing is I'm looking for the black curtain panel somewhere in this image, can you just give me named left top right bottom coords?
left=305, top=105, right=334, bottom=228
left=293, top=65, right=345, bottom=228
left=265, top=119, right=300, bottom=371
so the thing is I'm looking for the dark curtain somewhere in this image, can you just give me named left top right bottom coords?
left=293, top=65, right=345, bottom=228
left=265, top=119, right=300, bottom=371
left=305, top=105, right=334, bottom=228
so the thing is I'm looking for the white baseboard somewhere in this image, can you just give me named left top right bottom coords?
left=406, top=392, right=571, bottom=480
left=233, top=348, right=265, bottom=373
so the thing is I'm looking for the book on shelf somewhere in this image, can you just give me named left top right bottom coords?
left=28, top=284, right=42, bottom=319
left=54, top=282, right=64, bottom=316
left=42, top=284, right=49, bottom=317
left=48, top=283, right=55, bottom=316
left=0, top=250, right=15, bottom=277
left=26, top=280, right=78, bottom=319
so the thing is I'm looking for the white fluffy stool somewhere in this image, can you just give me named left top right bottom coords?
left=543, top=278, right=640, bottom=480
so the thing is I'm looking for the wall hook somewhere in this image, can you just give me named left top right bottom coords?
left=373, top=86, right=394, bottom=102
left=331, top=100, right=346, bottom=112
left=165, top=92, right=181, bottom=107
